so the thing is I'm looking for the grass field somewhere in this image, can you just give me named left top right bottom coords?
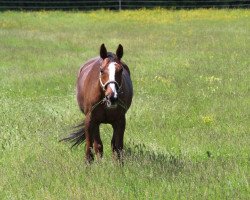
left=0, top=9, right=249, bottom=199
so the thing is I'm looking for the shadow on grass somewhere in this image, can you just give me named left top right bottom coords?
left=124, top=141, right=185, bottom=174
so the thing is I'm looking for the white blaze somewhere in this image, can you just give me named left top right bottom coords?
left=108, top=62, right=117, bottom=98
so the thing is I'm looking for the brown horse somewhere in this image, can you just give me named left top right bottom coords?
left=62, top=44, right=133, bottom=163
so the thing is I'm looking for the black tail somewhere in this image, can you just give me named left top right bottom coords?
left=60, top=122, right=86, bottom=148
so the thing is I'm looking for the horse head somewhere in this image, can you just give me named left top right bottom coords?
left=99, top=44, right=124, bottom=106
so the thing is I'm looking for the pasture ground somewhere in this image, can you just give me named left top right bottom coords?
left=0, top=9, right=249, bottom=199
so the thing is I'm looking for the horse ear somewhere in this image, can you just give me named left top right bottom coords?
left=100, top=44, right=107, bottom=59
left=116, top=44, right=123, bottom=60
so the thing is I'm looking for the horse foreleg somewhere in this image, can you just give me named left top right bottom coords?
left=111, top=116, right=126, bottom=161
left=93, top=125, right=103, bottom=160
left=84, top=115, right=94, bottom=164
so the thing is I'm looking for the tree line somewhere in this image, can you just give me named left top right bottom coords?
left=0, top=0, right=249, bottom=11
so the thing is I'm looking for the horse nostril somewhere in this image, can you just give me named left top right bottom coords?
left=106, top=91, right=117, bottom=100
left=110, top=95, right=117, bottom=103
left=106, top=93, right=117, bottom=103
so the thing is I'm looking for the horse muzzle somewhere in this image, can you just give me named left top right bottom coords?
left=105, top=95, right=118, bottom=109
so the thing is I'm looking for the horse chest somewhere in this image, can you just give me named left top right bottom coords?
left=92, top=106, right=125, bottom=124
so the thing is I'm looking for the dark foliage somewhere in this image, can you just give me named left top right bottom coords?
left=0, top=0, right=249, bottom=11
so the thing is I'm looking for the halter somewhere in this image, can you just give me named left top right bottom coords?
left=99, top=72, right=122, bottom=92
left=97, top=65, right=126, bottom=111
left=90, top=96, right=128, bottom=113
left=88, top=71, right=127, bottom=112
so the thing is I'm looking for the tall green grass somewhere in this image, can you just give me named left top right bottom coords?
left=0, top=9, right=249, bottom=199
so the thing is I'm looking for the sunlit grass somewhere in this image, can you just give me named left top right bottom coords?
left=0, top=9, right=249, bottom=199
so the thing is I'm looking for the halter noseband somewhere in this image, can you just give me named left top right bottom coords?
left=99, top=71, right=122, bottom=92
